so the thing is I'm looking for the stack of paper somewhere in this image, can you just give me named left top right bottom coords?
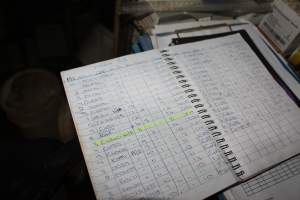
left=131, top=12, right=300, bottom=200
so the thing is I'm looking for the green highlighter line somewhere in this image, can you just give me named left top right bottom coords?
left=94, top=108, right=193, bottom=146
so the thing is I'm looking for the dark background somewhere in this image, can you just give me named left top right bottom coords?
left=1, top=1, right=115, bottom=200
left=0, top=0, right=115, bottom=77
left=0, top=1, right=221, bottom=200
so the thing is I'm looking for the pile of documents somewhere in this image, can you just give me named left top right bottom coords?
left=129, top=5, right=300, bottom=200
left=132, top=16, right=250, bottom=52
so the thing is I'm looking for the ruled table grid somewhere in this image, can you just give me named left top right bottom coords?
left=83, top=55, right=231, bottom=199
left=178, top=36, right=300, bottom=176
left=241, top=156, right=300, bottom=196
left=226, top=42, right=300, bottom=166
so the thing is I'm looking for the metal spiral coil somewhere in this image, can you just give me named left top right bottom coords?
left=160, top=49, right=245, bottom=177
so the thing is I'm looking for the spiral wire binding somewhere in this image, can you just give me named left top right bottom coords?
left=160, top=49, right=245, bottom=177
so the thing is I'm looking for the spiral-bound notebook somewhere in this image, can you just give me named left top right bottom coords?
left=61, top=33, right=300, bottom=200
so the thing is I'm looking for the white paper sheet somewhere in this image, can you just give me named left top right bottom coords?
left=170, top=34, right=300, bottom=178
left=61, top=49, right=236, bottom=200
left=225, top=155, right=300, bottom=200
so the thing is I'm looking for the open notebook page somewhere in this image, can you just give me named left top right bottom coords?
left=61, top=49, right=236, bottom=200
left=169, top=33, right=300, bottom=178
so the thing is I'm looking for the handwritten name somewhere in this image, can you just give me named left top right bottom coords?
left=94, top=108, right=193, bottom=145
